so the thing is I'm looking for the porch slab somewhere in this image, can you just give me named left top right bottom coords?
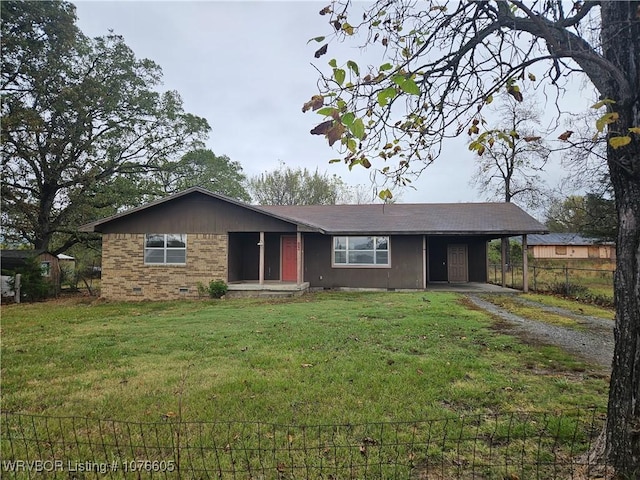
left=226, top=281, right=310, bottom=298
left=425, top=282, right=519, bottom=293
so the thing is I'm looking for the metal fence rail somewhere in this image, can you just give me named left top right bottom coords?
left=1, top=408, right=611, bottom=479
left=489, top=264, right=614, bottom=302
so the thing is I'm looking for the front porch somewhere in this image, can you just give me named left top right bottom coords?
left=226, top=280, right=310, bottom=298
left=228, top=231, right=304, bottom=285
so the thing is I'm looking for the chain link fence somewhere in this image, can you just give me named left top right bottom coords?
left=1, top=408, right=612, bottom=479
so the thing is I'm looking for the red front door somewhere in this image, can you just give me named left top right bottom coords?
left=281, top=236, right=298, bottom=282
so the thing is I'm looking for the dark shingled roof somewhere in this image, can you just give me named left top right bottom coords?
left=79, top=187, right=547, bottom=236
left=259, top=202, right=547, bottom=235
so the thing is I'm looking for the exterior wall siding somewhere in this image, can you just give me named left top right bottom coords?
left=530, top=245, right=615, bottom=260
left=38, top=252, right=62, bottom=294
left=101, top=233, right=227, bottom=300
left=99, top=194, right=296, bottom=234
left=303, top=234, right=424, bottom=289
left=428, top=236, right=488, bottom=282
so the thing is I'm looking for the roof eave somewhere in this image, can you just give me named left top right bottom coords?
left=317, top=229, right=549, bottom=236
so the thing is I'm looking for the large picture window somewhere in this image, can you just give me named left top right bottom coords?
left=333, top=236, right=389, bottom=266
left=144, top=234, right=187, bottom=264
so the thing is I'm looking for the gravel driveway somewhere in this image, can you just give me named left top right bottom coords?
left=466, top=294, right=614, bottom=370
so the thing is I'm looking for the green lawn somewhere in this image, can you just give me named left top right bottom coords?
left=1, top=292, right=609, bottom=478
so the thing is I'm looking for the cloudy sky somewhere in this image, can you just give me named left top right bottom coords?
left=73, top=1, right=595, bottom=207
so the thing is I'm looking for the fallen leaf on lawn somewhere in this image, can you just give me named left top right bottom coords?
left=301, top=363, right=314, bottom=368
left=417, top=369, right=424, bottom=375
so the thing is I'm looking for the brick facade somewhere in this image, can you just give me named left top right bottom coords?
left=101, top=233, right=228, bottom=300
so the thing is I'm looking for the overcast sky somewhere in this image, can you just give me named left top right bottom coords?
left=73, top=1, right=596, bottom=208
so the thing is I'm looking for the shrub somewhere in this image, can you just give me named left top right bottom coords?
left=207, top=280, right=228, bottom=299
left=197, top=280, right=228, bottom=299
left=547, top=281, right=590, bottom=297
left=6, top=256, right=51, bottom=301
left=584, top=292, right=614, bottom=308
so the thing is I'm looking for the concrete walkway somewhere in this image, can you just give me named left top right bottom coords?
left=425, top=282, right=519, bottom=293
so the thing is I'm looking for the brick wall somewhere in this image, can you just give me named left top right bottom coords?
left=101, top=234, right=228, bottom=300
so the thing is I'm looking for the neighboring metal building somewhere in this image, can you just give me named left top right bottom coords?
left=516, top=233, right=616, bottom=261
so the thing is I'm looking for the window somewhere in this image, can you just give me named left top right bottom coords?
left=333, top=236, right=389, bottom=266
left=40, top=261, right=51, bottom=277
left=144, top=234, right=186, bottom=264
left=555, top=245, right=567, bottom=255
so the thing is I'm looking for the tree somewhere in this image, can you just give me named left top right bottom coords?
left=152, top=149, right=250, bottom=202
left=1, top=1, right=210, bottom=254
left=546, top=193, right=617, bottom=241
left=248, top=163, right=350, bottom=205
left=582, top=193, right=617, bottom=241
left=545, top=195, right=588, bottom=232
left=558, top=107, right=611, bottom=194
left=469, top=94, right=550, bottom=209
left=4, top=256, right=51, bottom=302
left=469, top=94, right=551, bottom=268
left=305, top=1, right=639, bottom=474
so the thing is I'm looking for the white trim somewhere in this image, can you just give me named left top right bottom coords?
left=143, top=233, right=187, bottom=265
left=331, top=235, right=391, bottom=268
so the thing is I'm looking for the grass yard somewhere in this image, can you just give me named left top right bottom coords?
left=474, top=294, right=615, bottom=331
left=1, top=292, right=609, bottom=478
left=519, top=293, right=615, bottom=320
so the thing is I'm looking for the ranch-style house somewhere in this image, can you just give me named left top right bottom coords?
left=80, top=187, right=548, bottom=300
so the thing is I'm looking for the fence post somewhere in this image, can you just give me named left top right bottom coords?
left=522, top=234, right=528, bottom=293
left=565, top=266, right=570, bottom=293
left=501, top=240, right=507, bottom=287
left=14, top=273, right=21, bottom=304
left=533, top=266, right=537, bottom=292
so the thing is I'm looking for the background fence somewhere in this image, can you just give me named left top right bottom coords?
left=488, top=264, right=615, bottom=304
left=1, top=408, right=612, bottom=479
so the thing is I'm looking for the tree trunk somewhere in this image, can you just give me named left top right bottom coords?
left=606, top=134, right=640, bottom=477
left=601, top=4, right=640, bottom=476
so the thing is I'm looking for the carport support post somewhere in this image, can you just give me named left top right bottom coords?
left=296, top=232, right=302, bottom=285
left=501, top=238, right=507, bottom=287
left=522, top=234, right=528, bottom=293
left=259, top=232, right=265, bottom=285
